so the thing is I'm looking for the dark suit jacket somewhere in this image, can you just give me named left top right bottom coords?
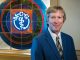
left=31, top=30, right=77, bottom=60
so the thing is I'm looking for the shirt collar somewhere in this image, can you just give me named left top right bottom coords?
left=48, top=28, right=63, bottom=47
left=48, top=27, right=61, bottom=38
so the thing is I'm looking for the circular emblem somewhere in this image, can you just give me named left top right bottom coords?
left=12, top=12, right=30, bottom=31
left=0, top=0, right=46, bottom=49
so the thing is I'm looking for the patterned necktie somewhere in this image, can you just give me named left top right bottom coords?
left=56, top=36, right=64, bottom=60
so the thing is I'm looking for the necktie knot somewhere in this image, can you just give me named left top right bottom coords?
left=56, top=36, right=60, bottom=47
left=56, top=36, right=59, bottom=42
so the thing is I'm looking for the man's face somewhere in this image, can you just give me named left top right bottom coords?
left=47, top=10, right=64, bottom=34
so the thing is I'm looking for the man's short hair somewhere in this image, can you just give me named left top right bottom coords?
left=46, top=6, right=66, bottom=22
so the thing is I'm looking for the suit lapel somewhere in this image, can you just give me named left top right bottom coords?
left=45, top=31, right=68, bottom=60
left=61, top=32, right=67, bottom=60
left=45, top=30, right=61, bottom=60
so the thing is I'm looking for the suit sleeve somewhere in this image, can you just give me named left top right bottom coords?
left=70, top=37, right=77, bottom=60
left=31, top=37, right=44, bottom=60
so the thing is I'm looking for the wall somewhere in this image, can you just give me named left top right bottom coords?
left=59, top=0, right=80, bottom=50
left=50, top=0, right=58, bottom=6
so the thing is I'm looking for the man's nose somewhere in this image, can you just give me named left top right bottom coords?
left=53, top=18, right=58, bottom=23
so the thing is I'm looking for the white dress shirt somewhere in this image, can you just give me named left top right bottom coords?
left=48, top=28, right=63, bottom=49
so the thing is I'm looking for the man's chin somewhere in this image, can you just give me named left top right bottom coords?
left=51, top=30, right=60, bottom=34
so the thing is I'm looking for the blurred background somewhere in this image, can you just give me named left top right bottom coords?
left=0, top=0, right=80, bottom=60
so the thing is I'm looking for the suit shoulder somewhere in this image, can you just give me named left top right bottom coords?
left=33, top=32, right=46, bottom=41
left=37, top=32, right=46, bottom=39
left=61, top=32, right=73, bottom=38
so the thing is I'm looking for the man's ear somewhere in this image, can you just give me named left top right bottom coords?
left=46, top=14, right=49, bottom=22
left=46, top=15, right=49, bottom=26
left=47, top=14, right=49, bottom=18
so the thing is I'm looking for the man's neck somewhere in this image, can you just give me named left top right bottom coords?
left=48, top=28, right=60, bottom=35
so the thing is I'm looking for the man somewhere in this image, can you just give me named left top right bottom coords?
left=31, top=6, right=77, bottom=60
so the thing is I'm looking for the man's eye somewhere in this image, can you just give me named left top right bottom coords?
left=51, top=16, right=56, bottom=18
left=58, top=17, right=62, bottom=19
